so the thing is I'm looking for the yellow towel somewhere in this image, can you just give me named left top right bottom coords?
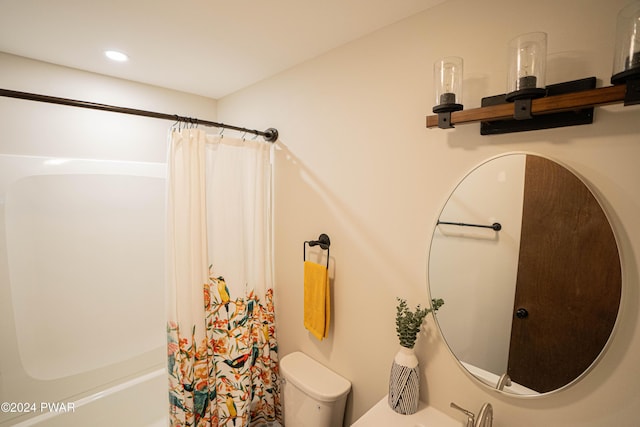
left=303, top=261, right=330, bottom=340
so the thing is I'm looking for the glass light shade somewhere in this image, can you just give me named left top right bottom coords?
left=612, top=1, right=640, bottom=84
left=506, top=32, right=547, bottom=100
left=433, top=56, right=464, bottom=113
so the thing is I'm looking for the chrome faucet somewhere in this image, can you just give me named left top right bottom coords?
left=476, top=403, right=493, bottom=427
left=451, top=402, right=493, bottom=427
left=496, top=373, right=512, bottom=391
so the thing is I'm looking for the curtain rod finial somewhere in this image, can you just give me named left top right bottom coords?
left=264, top=128, right=278, bottom=142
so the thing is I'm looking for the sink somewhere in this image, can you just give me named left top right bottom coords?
left=352, top=396, right=463, bottom=426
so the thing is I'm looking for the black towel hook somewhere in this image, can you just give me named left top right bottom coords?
left=304, top=234, right=331, bottom=269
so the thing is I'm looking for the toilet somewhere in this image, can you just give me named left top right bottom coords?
left=280, top=351, right=351, bottom=427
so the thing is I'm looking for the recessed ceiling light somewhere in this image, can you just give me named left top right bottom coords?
left=104, top=50, right=129, bottom=62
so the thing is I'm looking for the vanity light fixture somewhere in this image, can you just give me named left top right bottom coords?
left=612, top=1, right=640, bottom=85
left=104, top=50, right=129, bottom=62
left=505, top=32, right=547, bottom=120
left=506, top=32, right=547, bottom=101
left=426, top=2, right=640, bottom=135
left=433, top=57, right=464, bottom=129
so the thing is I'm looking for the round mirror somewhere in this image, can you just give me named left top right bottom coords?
left=429, top=153, right=621, bottom=396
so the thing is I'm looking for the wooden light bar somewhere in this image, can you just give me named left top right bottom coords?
left=426, top=84, right=627, bottom=129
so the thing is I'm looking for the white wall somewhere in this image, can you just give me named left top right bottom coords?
left=0, top=52, right=217, bottom=163
left=218, top=0, right=640, bottom=425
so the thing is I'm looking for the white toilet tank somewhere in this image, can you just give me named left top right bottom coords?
left=280, top=352, right=351, bottom=427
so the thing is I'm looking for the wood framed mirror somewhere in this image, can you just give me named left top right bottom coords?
left=428, top=153, right=621, bottom=396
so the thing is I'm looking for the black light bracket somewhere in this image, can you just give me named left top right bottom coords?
left=611, top=66, right=640, bottom=106
left=513, top=98, right=534, bottom=120
left=438, top=111, right=453, bottom=129
left=480, top=77, right=597, bottom=135
left=505, top=87, right=547, bottom=120
left=623, top=77, right=640, bottom=105
left=433, top=103, right=463, bottom=129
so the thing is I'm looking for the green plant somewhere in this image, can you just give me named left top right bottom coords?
left=395, top=297, right=444, bottom=349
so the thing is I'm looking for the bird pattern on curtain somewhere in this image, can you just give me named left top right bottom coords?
left=166, top=129, right=280, bottom=427
left=167, top=276, right=280, bottom=426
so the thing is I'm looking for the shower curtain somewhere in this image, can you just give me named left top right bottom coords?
left=166, top=129, right=280, bottom=427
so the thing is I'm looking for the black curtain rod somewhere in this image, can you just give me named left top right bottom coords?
left=0, top=88, right=279, bottom=142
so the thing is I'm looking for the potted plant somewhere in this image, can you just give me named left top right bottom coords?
left=389, top=297, right=444, bottom=415
left=395, top=297, right=444, bottom=349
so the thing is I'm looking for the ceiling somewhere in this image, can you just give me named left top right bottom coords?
left=0, top=0, right=447, bottom=99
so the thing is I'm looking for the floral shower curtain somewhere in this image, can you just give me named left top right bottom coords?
left=166, top=129, right=280, bottom=427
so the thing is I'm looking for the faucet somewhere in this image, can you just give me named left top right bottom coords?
left=476, top=403, right=493, bottom=427
left=496, top=373, right=512, bottom=391
left=451, top=402, right=493, bottom=427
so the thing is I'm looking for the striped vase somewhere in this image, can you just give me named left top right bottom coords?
left=388, top=346, right=420, bottom=415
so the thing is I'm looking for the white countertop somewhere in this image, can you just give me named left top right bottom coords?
left=352, top=396, right=463, bottom=426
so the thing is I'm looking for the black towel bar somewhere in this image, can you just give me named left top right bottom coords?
left=304, top=234, right=331, bottom=268
left=437, top=220, right=502, bottom=231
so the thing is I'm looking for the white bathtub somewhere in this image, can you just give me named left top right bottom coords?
left=9, top=368, right=168, bottom=427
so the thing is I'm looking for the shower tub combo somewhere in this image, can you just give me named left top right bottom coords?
left=0, top=154, right=168, bottom=426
